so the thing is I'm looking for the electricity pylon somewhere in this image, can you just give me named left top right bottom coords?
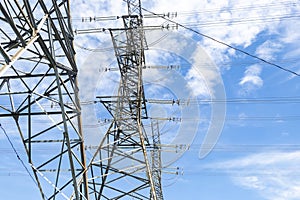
left=0, top=1, right=88, bottom=199
left=0, top=0, right=165, bottom=199
left=87, top=0, right=164, bottom=199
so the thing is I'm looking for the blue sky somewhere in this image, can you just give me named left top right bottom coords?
left=1, top=0, right=300, bottom=199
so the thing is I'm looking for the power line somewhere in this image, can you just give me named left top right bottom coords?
left=72, top=1, right=298, bottom=23
left=140, top=7, right=300, bottom=77
left=74, top=13, right=300, bottom=28
left=1, top=144, right=300, bottom=155
left=182, top=14, right=300, bottom=28
left=0, top=96, right=296, bottom=108
left=0, top=123, right=37, bottom=186
left=177, top=1, right=298, bottom=16
left=2, top=113, right=299, bottom=129
left=154, top=115, right=300, bottom=122
left=74, top=32, right=170, bottom=52
left=74, top=5, right=300, bottom=76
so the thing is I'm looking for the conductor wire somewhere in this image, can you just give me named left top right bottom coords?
left=140, top=7, right=300, bottom=77
left=0, top=123, right=38, bottom=186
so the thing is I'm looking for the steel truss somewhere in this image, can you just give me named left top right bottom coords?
left=150, top=120, right=163, bottom=200
left=0, top=1, right=88, bottom=199
left=87, top=0, right=163, bottom=199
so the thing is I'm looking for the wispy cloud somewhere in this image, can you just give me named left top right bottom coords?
left=239, top=64, right=263, bottom=93
left=73, top=0, right=300, bottom=97
left=255, top=40, right=282, bottom=60
left=206, top=151, right=300, bottom=200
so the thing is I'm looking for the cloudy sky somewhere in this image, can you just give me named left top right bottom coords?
left=74, top=1, right=300, bottom=199
left=1, top=0, right=300, bottom=199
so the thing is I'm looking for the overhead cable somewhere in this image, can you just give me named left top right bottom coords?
left=0, top=123, right=37, bottom=186
left=140, top=7, right=300, bottom=77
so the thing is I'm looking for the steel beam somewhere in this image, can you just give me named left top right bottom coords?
left=0, top=1, right=88, bottom=199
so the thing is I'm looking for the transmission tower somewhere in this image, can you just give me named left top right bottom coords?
left=0, top=1, right=88, bottom=199
left=86, top=0, right=164, bottom=199
left=1, top=0, right=168, bottom=199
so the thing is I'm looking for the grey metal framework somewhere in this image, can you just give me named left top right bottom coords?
left=87, top=0, right=163, bottom=199
left=150, top=120, right=164, bottom=200
left=0, top=0, right=165, bottom=199
left=0, top=1, right=88, bottom=199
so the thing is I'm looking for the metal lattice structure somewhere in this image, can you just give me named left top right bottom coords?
left=0, top=1, right=88, bottom=199
left=0, top=0, right=165, bottom=199
left=150, top=120, right=164, bottom=200
left=86, top=0, right=163, bottom=199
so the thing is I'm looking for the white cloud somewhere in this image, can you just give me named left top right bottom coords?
left=72, top=0, right=300, bottom=97
left=70, top=0, right=300, bottom=174
left=185, top=69, right=210, bottom=97
left=207, top=151, right=300, bottom=200
left=72, top=0, right=230, bottom=160
left=239, top=64, right=263, bottom=94
left=240, top=75, right=263, bottom=86
left=255, top=40, right=282, bottom=60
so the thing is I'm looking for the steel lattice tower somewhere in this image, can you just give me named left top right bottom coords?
left=0, top=1, right=88, bottom=199
left=0, top=0, right=165, bottom=199
left=87, top=0, right=163, bottom=199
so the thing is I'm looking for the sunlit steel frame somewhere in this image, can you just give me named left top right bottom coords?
left=0, top=1, right=88, bottom=199
left=86, top=0, right=163, bottom=199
